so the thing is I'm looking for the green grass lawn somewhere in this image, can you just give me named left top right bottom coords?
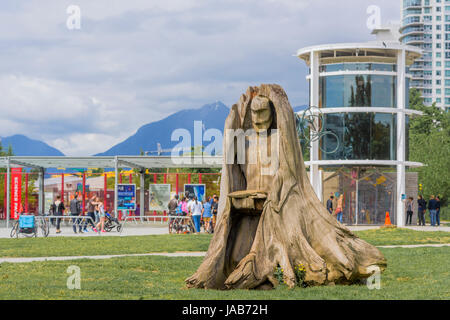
left=0, top=234, right=213, bottom=258
left=0, top=247, right=448, bottom=299
left=353, top=228, right=450, bottom=246
left=0, top=228, right=449, bottom=258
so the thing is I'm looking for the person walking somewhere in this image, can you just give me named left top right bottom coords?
left=95, top=202, right=107, bottom=233
left=335, top=194, right=344, bottom=223
left=85, top=195, right=99, bottom=232
left=168, top=195, right=179, bottom=216
left=202, top=196, right=213, bottom=233
left=326, top=195, right=334, bottom=215
left=428, top=195, right=438, bottom=227
left=436, top=196, right=441, bottom=227
left=417, top=195, right=427, bottom=226
left=168, top=195, right=179, bottom=227
left=53, top=195, right=65, bottom=234
left=135, top=203, right=141, bottom=217
left=188, top=196, right=203, bottom=234
left=70, top=193, right=83, bottom=233
left=211, top=196, right=218, bottom=231
left=405, top=197, right=414, bottom=225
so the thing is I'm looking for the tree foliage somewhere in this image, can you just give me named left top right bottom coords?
left=409, top=88, right=449, bottom=206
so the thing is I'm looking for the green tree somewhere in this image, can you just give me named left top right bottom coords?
left=409, top=88, right=450, bottom=206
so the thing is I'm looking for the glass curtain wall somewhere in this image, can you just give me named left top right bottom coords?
left=320, top=113, right=397, bottom=160
left=323, top=168, right=397, bottom=225
left=320, top=75, right=397, bottom=108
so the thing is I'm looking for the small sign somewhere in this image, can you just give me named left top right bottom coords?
left=117, top=184, right=136, bottom=211
left=401, top=194, right=406, bottom=200
left=149, top=184, right=171, bottom=212
left=184, top=184, right=206, bottom=202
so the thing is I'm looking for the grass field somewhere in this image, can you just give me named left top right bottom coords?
left=1, top=227, right=449, bottom=300
left=1, top=228, right=450, bottom=258
left=0, top=247, right=448, bottom=299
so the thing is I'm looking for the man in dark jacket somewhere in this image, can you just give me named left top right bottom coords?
left=436, top=196, right=441, bottom=226
left=417, top=195, right=427, bottom=226
left=326, top=195, right=334, bottom=215
left=428, top=195, right=438, bottom=227
left=70, top=193, right=82, bottom=234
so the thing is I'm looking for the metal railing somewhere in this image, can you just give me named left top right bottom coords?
left=121, top=215, right=173, bottom=224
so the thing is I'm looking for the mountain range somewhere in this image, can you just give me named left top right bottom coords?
left=3, top=102, right=308, bottom=157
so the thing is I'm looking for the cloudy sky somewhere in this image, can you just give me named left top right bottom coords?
left=0, top=0, right=401, bottom=156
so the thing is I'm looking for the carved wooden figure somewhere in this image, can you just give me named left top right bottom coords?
left=186, top=84, right=387, bottom=290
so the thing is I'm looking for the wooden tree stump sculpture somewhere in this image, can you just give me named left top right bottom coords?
left=186, top=84, right=387, bottom=290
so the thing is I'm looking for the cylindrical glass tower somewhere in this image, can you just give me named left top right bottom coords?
left=297, top=37, right=423, bottom=226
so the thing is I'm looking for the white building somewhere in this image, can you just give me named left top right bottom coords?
left=400, top=0, right=450, bottom=109
left=297, top=27, right=423, bottom=227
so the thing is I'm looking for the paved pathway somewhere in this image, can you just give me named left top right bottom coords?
left=1, top=224, right=449, bottom=239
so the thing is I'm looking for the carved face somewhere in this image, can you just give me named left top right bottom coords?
left=250, top=96, right=273, bottom=131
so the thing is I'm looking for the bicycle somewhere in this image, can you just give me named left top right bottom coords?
left=11, top=215, right=38, bottom=238
left=168, top=215, right=195, bottom=234
left=37, top=215, right=50, bottom=237
left=10, top=220, right=19, bottom=238
left=168, top=215, right=180, bottom=234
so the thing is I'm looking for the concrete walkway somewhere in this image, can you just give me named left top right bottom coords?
left=1, top=224, right=449, bottom=239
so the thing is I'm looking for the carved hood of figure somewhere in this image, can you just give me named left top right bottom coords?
left=185, top=84, right=387, bottom=290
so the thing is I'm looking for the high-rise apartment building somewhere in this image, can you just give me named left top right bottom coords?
left=400, top=0, right=450, bottom=109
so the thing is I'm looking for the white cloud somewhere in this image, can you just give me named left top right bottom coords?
left=0, top=0, right=401, bottom=155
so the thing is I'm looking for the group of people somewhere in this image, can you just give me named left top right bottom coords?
left=326, top=194, right=345, bottom=223
left=325, top=192, right=443, bottom=227
left=410, top=195, right=442, bottom=227
left=50, top=192, right=108, bottom=234
left=168, top=193, right=219, bottom=234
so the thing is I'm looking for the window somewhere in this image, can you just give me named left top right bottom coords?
left=321, top=113, right=397, bottom=161
left=437, top=52, right=442, bottom=58
left=437, top=79, right=442, bottom=85
left=437, top=89, right=442, bottom=94
left=437, top=61, right=442, bottom=67
left=320, top=63, right=396, bottom=72
left=320, top=75, right=396, bottom=108
left=437, top=98, right=442, bottom=103
left=437, top=70, right=442, bottom=76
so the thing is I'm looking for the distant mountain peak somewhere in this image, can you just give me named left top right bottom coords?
left=0, top=134, right=65, bottom=156
left=95, top=101, right=230, bottom=156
